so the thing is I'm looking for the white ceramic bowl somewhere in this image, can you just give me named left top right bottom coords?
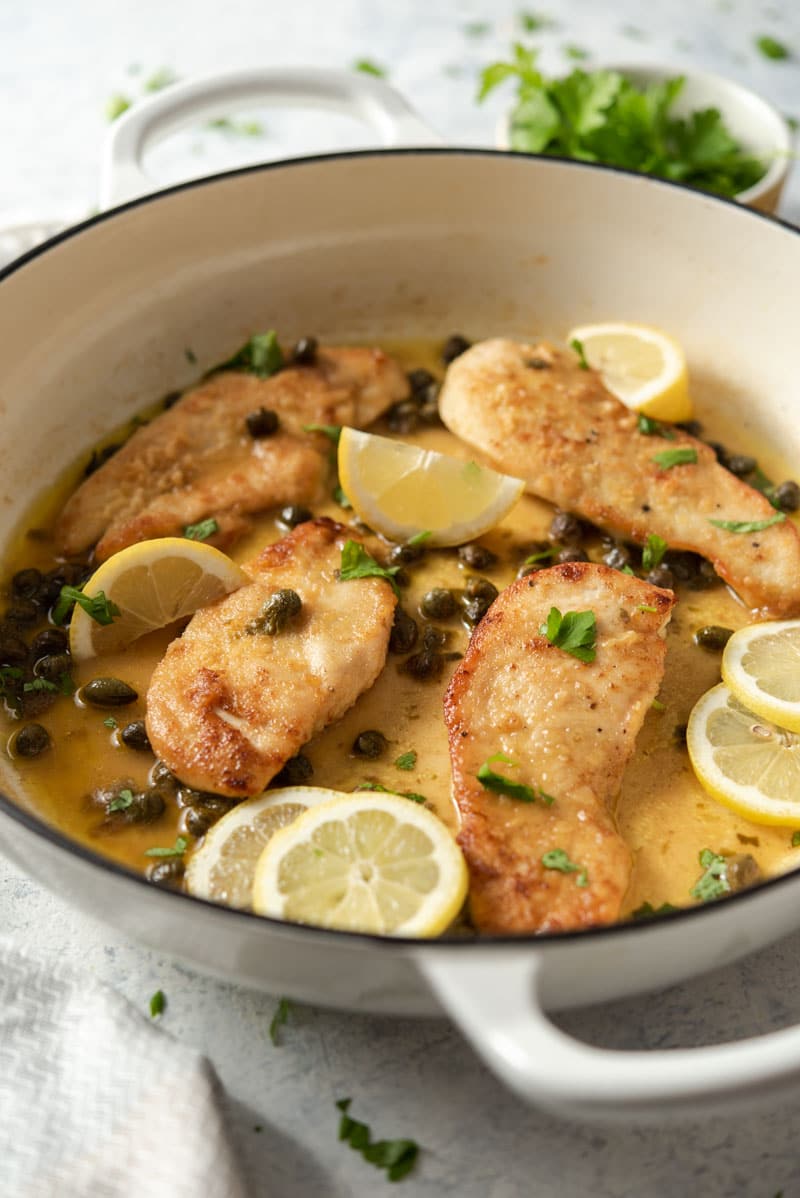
left=496, top=63, right=792, bottom=213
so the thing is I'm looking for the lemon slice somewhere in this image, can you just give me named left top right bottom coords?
left=337, top=427, right=524, bottom=547
left=69, top=537, right=247, bottom=661
left=186, top=787, right=341, bottom=909
left=252, top=791, right=468, bottom=936
left=687, top=683, right=800, bottom=825
left=567, top=321, right=692, bottom=422
left=721, top=620, right=800, bottom=734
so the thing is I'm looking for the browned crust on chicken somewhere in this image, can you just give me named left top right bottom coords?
left=57, top=346, right=409, bottom=561
left=146, top=518, right=395, bottom=796
left=439, top=339, right=800, bottom=618
left=444, top=562, right=675, bottom=934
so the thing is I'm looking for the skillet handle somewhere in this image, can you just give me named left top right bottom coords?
left=100, top=66, right=442, bottom=208
left=419, top=951, right=800, bottom=1120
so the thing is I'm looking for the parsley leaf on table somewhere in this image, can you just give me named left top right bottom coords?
left=269, top=997, right=292, bottom=1045
left=336, top=1098, right=419, bottom=1182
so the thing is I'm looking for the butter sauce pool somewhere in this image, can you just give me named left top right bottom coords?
left=1, top=336, right=799, bottom=921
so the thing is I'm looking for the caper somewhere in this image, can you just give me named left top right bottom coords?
left=724, top=453, right=757, bottom=479
left=549, top=509, right=583, bottom=545
left=244, top=589, right=302, bottom=636
left=84, top=444, right=120, bottom=477
left=464, top=577, right=498, bottom=603
left=41, top=562, right=87, bottom=607
left=707, top=441, right=729, bottom=466
left=386, top=399, right=418, bottom=434
left=726, top=853, right=761, bottom=892
left=389, top=606, right=418, bottom=655
left=11, top=567, right=43, bottom=598
left=352, top=730, right=388, bottom=759
left=420, top=588, right=457, bottom=620
left=278, top=504, right=313, bottom=529
left=517, top=564, right=538, bottom=579
left=0, top=630, right=29, bottom=665
left=5, top=598, right=39, bottom=625
left=774, top=480, right=800, bottom=512
left=150, top=760, right=179, bottom=791
left=694, top=625, right=734, bottom=652
left=81, top=677, right=139, bottom=707
left=418, top=394, right=442, bottom=425
left=689, top=559, right=722, bottom=591
left=557, top=547, right=589, bottom=564
left=402, top=647, right=444, bottom=680
left=183, top=796, right=234, bottom=837
left=673, top=723, right=688, bottom=745
left=602, top=544, right=632, bottom=571
left=128, top=788, right=167, bottom=823
left=407, top=368, right=436, bottom=395
left=291, top=336, right=319, bottom=365
left=272, top=753, right=314, bottom=786
left=146, top=859, right=185, bottom=887
left=441, top=334, right=471, bottom=364
left=646, top=565, right=676, bottom=590
left=33, top=652, right=71, bottom=683
left=120, top=719, right=151, bottom=751
left=676, top=419, right=703, bottom=437
left=13, top=723, right=51, bottom=758
left=458, top=543, right=497, bottom=570
left=525, top=356, right=551, bottom=370
left=30, top=627, right=68, bottom=657
left=387, top=543, right=425, bottom=567
left=662, top=551, right=697, bottom=583
left=245, top=407, right=280, bottom=437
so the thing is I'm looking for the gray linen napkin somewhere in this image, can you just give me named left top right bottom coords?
left=0, top=940, right=250, bottom=1198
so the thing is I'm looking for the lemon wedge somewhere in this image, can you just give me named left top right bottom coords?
left=337, top=428, right=524, bottom=547
left=68, top=537, right=247, bottom=661
left=567, top=321, right=692, bottom=422
left=687, top=683, right=800, bottom=825
left=252, top=791, right=468, bottom=936
left=721, top=620, right=800, bottom=734
left=186, top=787, right=341, bottom=909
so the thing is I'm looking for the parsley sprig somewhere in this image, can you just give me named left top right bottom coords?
left=539, top=606, right=597, bottom=662
left=477, top=752, right=554, bottom=804
left=336, top=1098, right=419, bottom=1183
left=339, top=541, right=402, bottom=597
left=53, top=585, right=120, bottom=627
left=479, top=46, right=767, bottom=198
left=541, top=848, right=589, bottom=887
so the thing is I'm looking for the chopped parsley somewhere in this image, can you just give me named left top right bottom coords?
left=144, top=836, right=188, bottom=859
left=462, top=460, right=482, bottom=483
left=524, top=545, right=557, bottom=566
left=220, top=330, right=283, bottom=379
left=103, top=717, right=118, bottom=729
left=792, top=831, right=800, bottom=847
left=355, top=782, right=427, bottom=804
left=23, top=678, right=58, bottom=694
left=637, top=413, right=675, bottom=439
left=144, top=67, right=178, bottom=92
left=477, top=752, right=554, bottom=804
left=184, top=517, right=219, bottom=541
left=336, top=1098, right=419, bottom=1183
left=464, top=20, right=490, bottom=37
left=519, top=11, right=554, bottom=32
left=690, top=848, right=731, bottom=902
left=106, top=93, right=132, bottom=121
left=303, top=423, right=342, bottom=444
left=478, top=48, right=766, bottom=198
left=108, top=789, right=135, bottom=813
left=631, top=901, right=680, bottom=920
left=651, top=697, right=665, bottom=711
left=332, top=485, right=352, bottom=509
left=756, top=35, right=790, bottom=60
left=53, top=586, right=120, bottom=627
left=269, top=997, right=292, bottom=1045
left=708, top=513, right=786, bottom=533
left=353, top=58, right=387, bottom=77
left=569, top=336, right=590, bottom=370
left=407, top=530, right=432, bottom=547
left=149, top=989, right=166, bottom=1017
left=207, top=117, right=264, bottom=136
left=339, top=541, right=402, bottom=597
left=394, top=750, right=417, bottom=771
left=652, top=447, right=697, bottom=470
left=541, top=847, right=588, bottom=886
left=539, top=606, right=597, bottom=662
left=641, top=533, right=668, bottom=571
left=638, top=604, right=659, bottom=615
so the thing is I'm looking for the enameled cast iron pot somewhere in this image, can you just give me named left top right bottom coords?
left=2, top=68, right=800, bottom=1122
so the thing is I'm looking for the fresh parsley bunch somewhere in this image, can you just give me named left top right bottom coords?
left=479, top=45, right=766, bottom=198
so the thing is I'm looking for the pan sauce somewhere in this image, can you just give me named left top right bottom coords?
left=2, top=337, right=799, bottom=920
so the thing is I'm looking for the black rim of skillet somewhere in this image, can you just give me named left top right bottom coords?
left=1, top=146, right=799, bottom=951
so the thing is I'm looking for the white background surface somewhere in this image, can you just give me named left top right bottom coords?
left=3, top=1, right=800, bottom=1195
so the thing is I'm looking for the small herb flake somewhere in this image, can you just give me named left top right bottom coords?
left=638, top=604, right=659, bottom=614
left=708, top=513, right=786, bottom=533
left=519, top=11, right=554, bottom=32
left=303, top=423, right=342, bottom=444
left=641, top=533, right=668, bottom=572
left=690, top=848, right=731, bottom=902
left=108, top=788, right=135, bottom=813
left=652, top=447, right=697, bottom=470
left=53, top=586, right=121, bottom=627
left=149, top=989, right=166, bottom=1017
left=353, top=58, right=387, bottom=78
left=103, top=717, right=118, bottom=729
left=542, top=847, right=588, bottom=886
left=637, top=413, right=675, bottom=439
left=270, top=997, right=292, bottom=1045
left=333, top=485, right=352, bottom=509
left=336, top=1098, right=419, bottom=1183
left=462, top=460, right=482, bottom=483
left=756, top=34, right=790, bottom=60
left=564, top=44, right=588, bottom=60
left=524, top=545, right=557, bottom=566
left=355, top=782, right=427, bottom=804
left=407, top=530, right=432, bottom=547
left=570, top=337, right=590, bottom=370
left=184, top=517, right=219, bottom=541
left=144, top=836, right=188, bottom=859
left=792, top=830, right=800, bottom=847
left=339, top=541, right=402, bottom=597
left=539, top=606, right=597, bottom=662
left=464, top=20, right=490, bottom=37
left=23, top=678, right=58, bottom=694
left=631, top=900, right=680, bottom=920
left=394, top=750, right=417, bottom=771
left=106, top=93, right=132, bottom=121
left=185, top=347, right=198, bottom=364
left=651, top=697, right=665, bottom=711
left=220, top=330, right=283, bottom=379
left=477, top=752, right=554, bottom=804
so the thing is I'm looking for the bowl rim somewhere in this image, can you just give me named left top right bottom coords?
left=494, top=61, right=792, bottom=207
left=1, top=144, right=800, bottom=952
